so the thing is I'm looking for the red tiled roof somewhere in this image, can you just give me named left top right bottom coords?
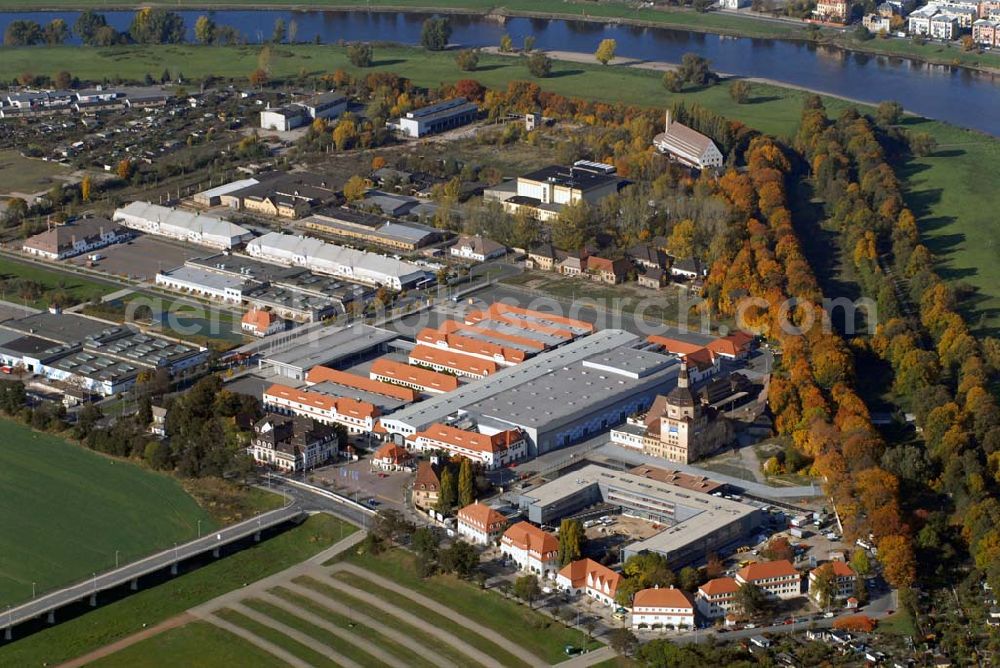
left=647, top=335, right=705, bottom=356
left=707, top=331, right=754, bottom=357
left=374, top=443, right=410, bottom=464
left=417, top=327, right=527, bottom=364
left=558, top=558, right=621, bottom=597
left=242, top=308, right=276, bottom=331
left=812, top=561, right=855, bottom=578
left=407, top=423, right=523, bottom=455
left=306, top=365, right=418, bottom=402
left=633, top=587, right=694, bottom=610
left=699, top=577, right=739, bottom=596
left=370, top=358, right=460, bottom=392
left=738, top=560, right=798, bottom=582
left=502, top=521, right=558, bottom=555
left=414, top=461, right=440, bottom=491
left=263, top=383, right=379, bottom=420
left=409, top=344, right=498, bottom=377
left=457, top=502, right=507, bottom=530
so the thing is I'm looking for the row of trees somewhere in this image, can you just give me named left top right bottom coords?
left=797, top=100, right=1000, bottom=593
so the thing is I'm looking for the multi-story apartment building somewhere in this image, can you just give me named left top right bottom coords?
left=736, top=560, right=802, bottom=600
left=631, top=587, right=696, bottom=628
left=695, top=577, right=740, bottom=619
left=556, top=559, right=622, bottom=607
left=405, top=423, right=527, bottom=470
left=263, top=383, right=379, bottom=434
left=809, top=561, right=858, bottom=604
left=248, top=413, right=338, bottom=472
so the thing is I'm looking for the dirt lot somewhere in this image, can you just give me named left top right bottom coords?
left=585, top=514, right=663, bottom=543
left=68, top=234, right=208, bottom=281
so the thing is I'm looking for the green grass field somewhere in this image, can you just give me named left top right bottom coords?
left=0, top=419, right=217, bottom=607
left=0, top=150, right=71, bottom=196
left=0, top=514, right=356, bottom=667
left=896, top=117, right=1000, bottom=335
left=90, top=620, right=288, bottom=668
left=0, top=257, right=114, bottom=309
left=332, top=547, right=600, bottom=663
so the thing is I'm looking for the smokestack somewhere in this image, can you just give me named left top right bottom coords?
left=665, top=110, right=671, bottom=132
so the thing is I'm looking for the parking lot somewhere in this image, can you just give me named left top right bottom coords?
left=310, top=457, right=410, bottom=511
left=68, top=233, right=207, bottom=281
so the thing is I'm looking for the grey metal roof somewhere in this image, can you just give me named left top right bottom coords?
left=263, top=324, right=397, bottom=372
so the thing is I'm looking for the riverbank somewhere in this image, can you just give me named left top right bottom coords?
left=1, top=0, right=998, bottom=73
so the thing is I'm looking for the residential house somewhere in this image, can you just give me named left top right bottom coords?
left=22, top=218, right=128, bottom=260
left=525, top=243, right=565, bottom=271
left=696, top=577, right=740, bottom=619
left=241, top=308, right=284, bottom=338
left=556, top=559, right=622, bottom=607
left=372, top=442, right=412, bottom=471
left=706, top=331, right=754, bottom=361
left=456, top=502, right=508, bottom=545
left=809, top=561, right=857, bottom=604
left=150, top=404, right=167, bottom=437
left=405, top=423, right=527, bottom=470
left=500, top=521, right=560, bottom=577
left=814, top=0, right=852, bottom=22
left=450, top=234, right=507, bottom=262
left=638, top=267, right=667, bottom=290
left=557, top=251, right=589, bottom=277
left=670, top=257, right=702, bottom=280
left=412, top=461, right=441, bottom=511
left=248, top=413, right=338, bottom=472
left=631, top=587, right=696, bottom=629
left=736, top=560, right=801, bottom=600
left=652, top=111, right=724, bottom=170
left=628, top=243, right=666, bottom=271
left=864, top=13, right=894, bottom=31
left=587, top=256, right=632, bottom=285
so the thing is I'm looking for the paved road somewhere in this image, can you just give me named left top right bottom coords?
left=1, top=505, right=303, bottom=632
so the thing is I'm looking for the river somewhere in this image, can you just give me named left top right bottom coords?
left=2, top=10, right=998, bottom=135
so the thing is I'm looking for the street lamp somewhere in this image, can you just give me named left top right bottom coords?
left=115, top=550, right=119, bottom=569
left=31, top=582, right=35, bottom=599
left=92, top=573, right=96, bottom=593
left=197, top=519, right=202, bottom=538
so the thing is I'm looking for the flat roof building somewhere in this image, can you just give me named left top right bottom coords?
left=518, top=464, right=762, bottom=568
left=380, top=329, right=681, bottom=456
left=261, top=324, right=398, bottom=381
left=114, top=202, right=253, bottom=249
left=390, top=97, right=478, bottom=138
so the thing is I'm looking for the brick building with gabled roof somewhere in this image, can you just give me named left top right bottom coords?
left=408, top=344, right=498, bottom=379
left=370, top=358, right=460, bottom=394
left=412, top=461, right=441, bottom=511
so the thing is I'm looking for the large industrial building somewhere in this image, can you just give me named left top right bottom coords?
left=114, top=202, right=254, bottom=249
left=518, top=464, right=762, bottom=567
left=245, top=232, right=431, bottom=290
left=379, top=329, right=681, bottom=456
left=389, top=97, right=478, bottom=138
left=0, top=311, right=208, bottom=396
left=260, top=324, right=398, bottom=381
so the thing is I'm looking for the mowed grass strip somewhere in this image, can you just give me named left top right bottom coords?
left=291, top=576, right=484, bottom=668
left=214, top=607, right=341, bottom=668
left=0, top=419, right=216, bottom=607
left=0, top=515, right=356, bottom=667
left=0, top=257, right=114, bottom=309
left=329, top=570, right=531, bottom=668
left=271, top=586, right=439, bottom=668
left=338, top=548, right=598, bottom=662
left=242, top=597, right=390, bottom=668
left=89, top=620, right=288, bottom=668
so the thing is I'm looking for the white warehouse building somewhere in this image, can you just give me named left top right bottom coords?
left=245, top=232, right=430, bottom=290
left=113, top=202, right=254, bottom=249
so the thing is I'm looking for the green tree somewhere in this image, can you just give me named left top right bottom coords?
left=74, top=10, right=108, bottom=46
left=441, top=540, right=479, bottom=578
left=729, top=80, right=751, bottom=104
left=849, top=548, right=871, bottom=577
left=616, top=552, right=675, bottom=606
left=523, top=35, right=535, bottom=52
left=608, top=628, right=639, bottom=657
left=734, top=582, right=767, bottom=618
left=499, top=33, right=513, bottom=53
left=908, top=131, right=937, bottom=157
left=678, top=566, right=701, bottom=592
left=129, top=8, right=184, bottom=45
left=513, top=574, right=541, bottom=607
left=552, top=199, right=596, bottom=250
left=421, top=17, right=452, bottom=51
left=458, top=458, right=475, bottom=507
left=455, top=49, right=480, bottom=72
left=678, top=52, right=715, bottom=85
left=876, top=100, right=903, bottom=126
left=42, top=19, right=70, bottom=45
left=595, top=38, right=617, bottom=65
left=662, top=70, right=683, bottom=93
left=347, top=43, right=373, bottom=68
left=194, top=15, right=217, bottom=45
left=4, top=20, right=43, bottom=46
left=558, top=518, right=584, bottom=566
left=272, top=18, right=286, bottom=43
left=436, top=467, right=457, bottom=513
left=811, top=563, right=835, bottom=609
left=526, top=52, right=552, bottom=78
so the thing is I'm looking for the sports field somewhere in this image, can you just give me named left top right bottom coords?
left=0, top=420, right=216, bottom=607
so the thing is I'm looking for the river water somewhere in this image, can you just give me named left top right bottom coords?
left=2, top=10, right=998, bottom=134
